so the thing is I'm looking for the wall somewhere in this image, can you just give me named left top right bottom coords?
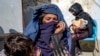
left=51, top=0, right=100, bottom=39
left=0, top=0, right=23, bottom=33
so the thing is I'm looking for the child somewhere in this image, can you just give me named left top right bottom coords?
left=70, top=18, right=88, bottom=33
left=23, top=4, right=72, bottom=56
left=0, top=33, right=41, bottom=56
left=69, top=3, right=95, bottom=56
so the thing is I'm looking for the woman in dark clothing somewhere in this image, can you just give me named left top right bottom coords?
left=23, top=4, right=72, bottom=56
left=69, top=3, right=95, bottom=56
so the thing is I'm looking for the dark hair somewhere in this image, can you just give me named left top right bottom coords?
left=4, top=33, right=33, bottom=56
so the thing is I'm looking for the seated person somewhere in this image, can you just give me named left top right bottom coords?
left=0, top=33, right=41, bottom=56
left=69, top=3, right=95, bottom=56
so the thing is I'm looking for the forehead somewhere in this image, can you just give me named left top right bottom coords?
left=44, top=13, right=57, bottom=17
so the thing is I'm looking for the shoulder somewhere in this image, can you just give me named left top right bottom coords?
left=78, top=12, right=89, bottom=17
left=77, top=12, right=92, bottom=20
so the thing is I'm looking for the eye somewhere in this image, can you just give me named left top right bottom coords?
left=46, top=17, right=51, bottom=20
left=53, top=18, right=58, bottom=21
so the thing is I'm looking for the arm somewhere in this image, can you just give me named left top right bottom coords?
left=63, top=25, right=72, bottom=53
left=54, top=21, right=72, bottom=55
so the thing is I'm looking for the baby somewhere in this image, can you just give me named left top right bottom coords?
left=70, top=18, right=88, bottom=33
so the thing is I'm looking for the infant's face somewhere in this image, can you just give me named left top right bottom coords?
left=42, top=14, right=58, bottom=24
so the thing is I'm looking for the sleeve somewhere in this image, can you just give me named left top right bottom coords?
left=63, top=25, right=72, bottom=53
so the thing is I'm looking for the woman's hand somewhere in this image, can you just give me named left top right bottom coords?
left=54, top=21, right=66, bottom=34
left=36, top=47, right=41, bottom=56
left=67, top=52, right=72, bottom=56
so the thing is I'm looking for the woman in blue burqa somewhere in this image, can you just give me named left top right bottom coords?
left=23, top=4, right=72, bottom=56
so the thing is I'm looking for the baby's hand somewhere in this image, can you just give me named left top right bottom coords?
left=54, top=21, right=65, bottom=34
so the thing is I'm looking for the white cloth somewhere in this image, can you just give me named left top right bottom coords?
left=0, top=49, right=6, bottom=56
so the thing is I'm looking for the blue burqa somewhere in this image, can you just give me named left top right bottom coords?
left=23, top=4, right=72, bottom=55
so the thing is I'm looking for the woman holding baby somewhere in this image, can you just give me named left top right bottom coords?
left=69, top=3, right=95, bottom=56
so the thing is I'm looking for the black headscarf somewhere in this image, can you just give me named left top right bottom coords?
left=69, top=3, right=95, bottom=36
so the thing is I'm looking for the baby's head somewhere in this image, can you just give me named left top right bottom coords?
left=72, top=18, right=88, bottom=28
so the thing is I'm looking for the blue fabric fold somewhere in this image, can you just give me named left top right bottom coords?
left=36, top=21, right=57, bottom=56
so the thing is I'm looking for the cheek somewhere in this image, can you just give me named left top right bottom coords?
left=42, top=19, right=49, bottom=24
left=43, top=20, right=58, bottom=24
left=42, top=19, right=52, bottom=24
left=44, top=21, right=51, bottom=24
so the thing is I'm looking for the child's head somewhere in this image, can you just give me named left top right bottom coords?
left=39, top=13, right=58, bottom=24
left=72, top=18, right=88, bottom=28
left=4, top=33, right=33, bottom=56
